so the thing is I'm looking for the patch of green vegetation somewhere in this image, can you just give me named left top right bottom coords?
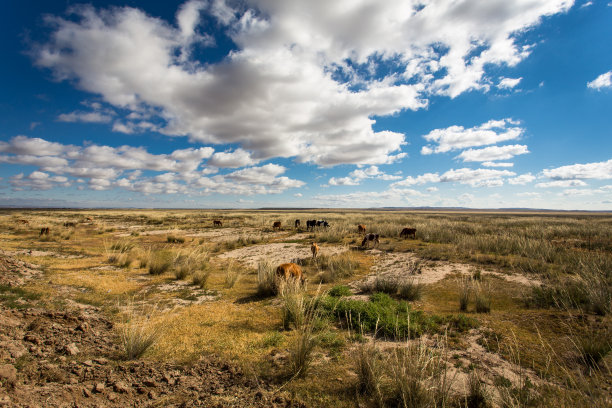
left=328, top=285, right=352, bottom=297
left=260, top=331, right=285, bottom=348
left=0, top=285, right=41, bottom=309
left=319, top=293, right=439, bottom=339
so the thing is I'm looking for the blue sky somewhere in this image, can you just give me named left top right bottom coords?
left=1, top=0, right=611, bottom=209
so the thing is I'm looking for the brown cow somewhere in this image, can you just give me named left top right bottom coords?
left=361, top=233, right=379, bottom=248
left=357, top=224, right=366, bottom=234
left=213, top=220, right=222, bottom=227
left=311, top=242, right=319, bottom=258
left=273, top=221, right=282, bottom=230
left=400, top=227, right=417, bottom=239
left=39, top=227, right=50, bottom=236
left=275, top=263, right=305, bottom=284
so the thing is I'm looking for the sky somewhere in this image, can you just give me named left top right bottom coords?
left=0, top=0, right=611, bottom=209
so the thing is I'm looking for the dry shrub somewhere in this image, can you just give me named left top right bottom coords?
left=314, top=250, right=360, bottom=283
left=118, top=301, right=161, bottom=360
left=398, top=278, right=423, bottom=301
left=257, top=258, right=277, bottom=296
left=148, top=250, right=174, bottom=275
left=355, top=339, right=385, bottom=405
left=458, top=276, right=471, bottom=312
left=474, top=283, right=491, bottom=314
left=173, top=248, right=209, bottom=281
left=389, top=336, right=453, bottom=408
left=224, top=260, right=241, bottom=288
left=192, top=270, right=211, bottom=289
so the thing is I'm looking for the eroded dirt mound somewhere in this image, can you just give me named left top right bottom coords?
left=0, top=307, right=305, bottom=407
left=218, top=243, right=347, bottom=268
left=0, top=251, right=42, bottom=287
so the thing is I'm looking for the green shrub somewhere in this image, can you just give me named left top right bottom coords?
left=329, top=285, right=352, bottom=297
left=398, top=278, right=423, bottom=301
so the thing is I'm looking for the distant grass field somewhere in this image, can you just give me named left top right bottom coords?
left=0, top=208, right=610, bottom=407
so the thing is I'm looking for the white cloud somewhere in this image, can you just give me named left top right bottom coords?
left=517, top=192, right=540, bottom=197
left=440, top=168, right=516, bottom=187
left=392, top=172, right=441, bottom=187
left=328, top=177, right=360, bottom=186
left=542, top=158, right=612, bottom=180
left=587, top=71, right=612, bottom=90
left=207, top=149, right=255, bottom=168
left=498, top=77, right=522, bottom=89
left=482, top=161, right=514, bottom=167
left=294, top=193, right=303, bottom=198
left=0, top=135, right=303, bottom=196
left=57, top=111, right=112, bottom=123
left=33, top=1, right=573, bottom=166
left=580, top=1, right=593, bottom=8
left=508, top=173, right=536, bottom=185
left=456, top=144, right=529, bottom=162
left=536, top=180, right=588, bottom=188
left=421, top=118, right=523, bottom=154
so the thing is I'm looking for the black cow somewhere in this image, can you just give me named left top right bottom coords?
left=316, top=220, right=329, bottom=228
left=306, top=220, right=317, bottom=231
left=295, top=219, right=301, bottom=228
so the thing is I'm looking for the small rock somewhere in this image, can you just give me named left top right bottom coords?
left=0, top=364, right=17, bottom=387
left=64, top=343, right=79, bottom=356
left=143, top=380, right=157, bottom=387
left=137, top=387, right=147, bottom=394
left=82, top=360, right=94, bottom=367
left=0, top=395, right=10, bottom=406
left=113, top=381, right=129, bottom=393
left=69, top=378, right=79, bottom=385
left=75, top=322, right=90, bottom=332
left=83, top=388, right=92, bottom=398
left=148, top=391, right=156, bottom=399
left=93, top=382, right=105, bottom=393
left=94, top=357, right=108, bottom=365
left=23, top=334, right=40, bottom=344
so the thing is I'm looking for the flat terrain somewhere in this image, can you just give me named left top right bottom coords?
left=0, top=209, right=610, bottom=407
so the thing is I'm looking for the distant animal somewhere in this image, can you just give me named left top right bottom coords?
left=213, top=220, right=222, bottom=227
left=17, top=219, right=29, bottom=225
left=316, top=220, right=329, bottom=228
left=295, top=219, right=301, bottom=229
left=39, top=227, right=50, bottom=236
left=306, top=220, right=317, bottom=230
left=85, top=217, right=93, bottom=222
left=273, top=221, right=282, bottom=230
left=275, top=263, right=305, bottom=284
left=311, top=242, right=319, bottom=258
left=361, top=233, right=380, bottom=248
left=400, top=227, right=417, bottom=239
left=357, top=224, right=366, bottom=234
left=63, top=222, right=76, bottom=228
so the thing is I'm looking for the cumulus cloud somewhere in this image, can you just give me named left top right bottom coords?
left=392, top=172, right=441, bottom=187
left=421, top=118, right=523, bottom=154
left=542, top=158, right=612, bottom=180
left=439, top=168, right=516, bottom=187
left=587, top=71, right=612, bottom=90
left=536, top=180, right=588, bottom=188
left=328, top=165, right=401, bottom=186
left=207, top=149, right=256, bottom=168
left=328, top=177, right=360, bottom=186
left=508, top=173, right=536, bottom=185
left=0, top=135, right=303, bottom=196
left=482, top=161, right=514, bottom=167
left=32, top=1, right=573, bottom=166
left=498, top=77, right=522, bottom=89
left=456, top=144, right=529, bottom=162
left=57, top=111, right=112, bottom=123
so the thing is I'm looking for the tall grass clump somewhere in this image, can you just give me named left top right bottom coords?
left=105, top=238, right=136, bottom=268
left=389, top=336, right=453, bottom=408
left=286, top=286, right=325, bottom=378
left=465, top=370, right=490, bottom=408
left=398, top=278, right=423, bottom=301
left=313, top=250, right=360, bottom=283
left=257, top=258, right=277, bottom=296
left=474, top=283, right=491, bottom=314
left=458, top=276, right=471, bottom=312
left=224, top=261, right=241, bottom=288
left=173, top=248, right=209, bottom=281
left=118, top=302, right=160, bottom=360
left=355, top=338, right=385, bottom=405
left=166, top=235, right=185, bottom=244
left=148, top=249, right=174, bottom=275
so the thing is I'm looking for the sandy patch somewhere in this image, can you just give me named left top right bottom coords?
left=351, top=251, right=540, bottom=291
left=8, top=249, right=85, bottom=259
left=217, top=243, right=347, bottom=268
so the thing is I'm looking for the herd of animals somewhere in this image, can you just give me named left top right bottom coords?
left=24, top=215, right=417, bottom=290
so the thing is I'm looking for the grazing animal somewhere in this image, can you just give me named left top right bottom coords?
left=306, top=220, right=317, bottom=230
left=17, top=219, right=29, bottom=225
left=400, top=227, right=417, bottom=239
left=361, top=233, right=380, bottom=248
left=85, top=217, right=93, bottom=222
left=275, top=263, right=305, bottom=284
left=213, top=220, right=222, bottom=227
left=39, top=227, right=50, bottom=236
left=311, top=242, right=319, bottom=258
left=357, top=224, right=366, bottom=234
left=273, top=221, right=282, bottom=230
left=295, top=219, right=301, bottom=229
left=316, top=220, right=329, bottom=228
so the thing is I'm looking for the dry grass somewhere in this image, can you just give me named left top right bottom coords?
left=118, top=301, right=161, bottom=360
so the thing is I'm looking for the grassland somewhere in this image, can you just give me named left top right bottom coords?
left=0, top=208, right=610, bottom=407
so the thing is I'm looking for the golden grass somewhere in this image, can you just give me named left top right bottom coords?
left=1, top=208, right=609, bottom=407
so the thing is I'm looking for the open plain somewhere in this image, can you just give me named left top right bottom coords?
left=0, top=209, right=610, bottom=407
